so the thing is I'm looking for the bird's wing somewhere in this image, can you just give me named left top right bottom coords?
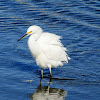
left=37, top=33, right=69, bottom=62
left=38, top=32, right=67, bottom=49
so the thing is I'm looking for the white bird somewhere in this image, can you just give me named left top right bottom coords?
left=18, top=25, right=70, bottom=78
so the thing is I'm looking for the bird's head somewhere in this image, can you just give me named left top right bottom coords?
left=17, top=25, right=43, bottom=42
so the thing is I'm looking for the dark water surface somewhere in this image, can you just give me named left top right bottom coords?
left=0, top=0, right=100, bottom=100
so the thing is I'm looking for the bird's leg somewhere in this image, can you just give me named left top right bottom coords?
left=40, top=77, right=43, bottom=87
left=48, top=66, right=52, bottom=83
left=49, top=66, right=52, bottom=78
left=48, top=77, right=52, bottom=88
left=41, top=68, right=43, bottom=78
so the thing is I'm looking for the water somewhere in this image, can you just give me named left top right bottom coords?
left=0, top=0, right=100, bottom=100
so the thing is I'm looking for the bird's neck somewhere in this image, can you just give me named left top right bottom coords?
left=30, top=32, right=42, bottom=42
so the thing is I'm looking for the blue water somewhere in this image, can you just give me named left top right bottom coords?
left=0, top=0, right=100, bottom=100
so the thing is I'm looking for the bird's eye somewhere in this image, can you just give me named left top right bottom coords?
left=27, top=31, right=32, bottom=34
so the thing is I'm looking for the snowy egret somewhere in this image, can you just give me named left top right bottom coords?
left=18, top=25, right=70, bottom=78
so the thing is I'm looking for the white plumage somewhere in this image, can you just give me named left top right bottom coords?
left=18, top=25, right=70, bottom=77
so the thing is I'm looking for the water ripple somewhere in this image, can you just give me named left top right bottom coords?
left=0, top=0, right=100, bottom=100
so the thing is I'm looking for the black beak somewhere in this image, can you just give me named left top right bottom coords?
left=17, top=34, right=27, bottom=42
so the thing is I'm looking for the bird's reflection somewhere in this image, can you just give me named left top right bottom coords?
left=30, top=78, right=67, bottom=100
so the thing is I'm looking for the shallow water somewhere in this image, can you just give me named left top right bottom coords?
left=0, top=0, right=100, bottom=100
